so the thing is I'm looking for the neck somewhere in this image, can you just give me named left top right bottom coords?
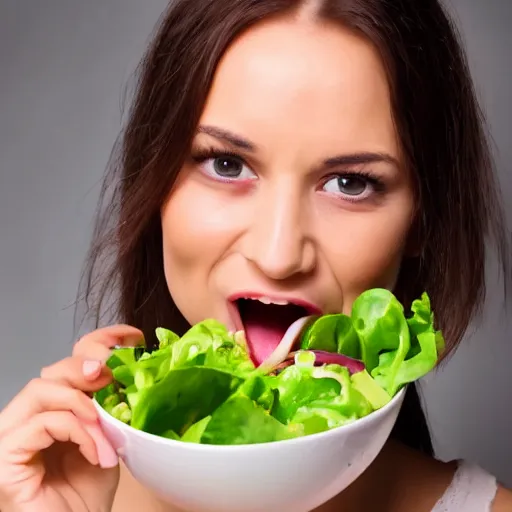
left=312, top=442, right=393, bottom=512
left=316, top=440, right=456, bottom=512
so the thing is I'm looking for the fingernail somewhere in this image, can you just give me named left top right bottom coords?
left=98, top=447, right=119, bottom=469
left=83, top=360, right=102, bottom=377
left=83, top=422, right=119, bottom=469
left=95, top=434, right=119, bottom=468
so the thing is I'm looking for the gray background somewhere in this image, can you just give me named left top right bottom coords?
left=1, top=0, right=511, bottom=486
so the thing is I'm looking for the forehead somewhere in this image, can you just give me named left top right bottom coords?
left=199, top=17, right=399, bottom=159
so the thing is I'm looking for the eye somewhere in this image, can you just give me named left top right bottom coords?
left=201, top=154, right=256, bottom=181
left=322, top=174, right=377, bottom=201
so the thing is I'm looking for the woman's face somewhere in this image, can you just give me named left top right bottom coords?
left=161, top=17, right=415, bottom=362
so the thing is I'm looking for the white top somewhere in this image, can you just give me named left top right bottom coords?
left=431, top=460, right=498, bottom=511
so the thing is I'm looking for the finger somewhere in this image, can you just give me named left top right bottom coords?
left=0, top=411, right=100, bottom=467
left=40, top=356, right=113, bottom=388
left=73, top=324, right=144, bottom=360
left=0, top=379, right=98, bottom=437
left=82, top=421, right=119, bottom=469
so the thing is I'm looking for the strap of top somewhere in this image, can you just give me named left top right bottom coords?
left=431, top=460, right=498, bottom=512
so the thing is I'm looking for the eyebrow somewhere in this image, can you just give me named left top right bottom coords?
left=323, top=152, right=399, bottom=169
left=197, top=124, right=399, bottom=168
left=197, top=125, right=256, bottom=151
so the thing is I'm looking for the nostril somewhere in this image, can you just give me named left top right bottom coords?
left=243, top=231, right=316, bottom=280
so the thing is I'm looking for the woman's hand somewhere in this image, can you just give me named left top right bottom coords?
left=0, top=325, right=143, bottom=512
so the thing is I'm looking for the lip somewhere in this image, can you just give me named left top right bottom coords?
left=227, top=300, right=244, bottom=332
left=227, top=292, right=323, bottom=318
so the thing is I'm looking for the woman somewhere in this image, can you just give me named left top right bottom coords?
left=0, top=0, right=510, bottom=510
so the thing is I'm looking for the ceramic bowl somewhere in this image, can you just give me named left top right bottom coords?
left=94, top=387, right=405, bottom=512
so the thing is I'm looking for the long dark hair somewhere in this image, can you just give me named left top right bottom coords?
left=76, top=0, right=510, bottom=457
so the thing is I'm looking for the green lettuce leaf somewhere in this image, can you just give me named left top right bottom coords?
left=201, top=395, right=298, bottom=445
left=407, top=292, right=446, bottom=357
left=96, top=290, right=445, bottom=446
left=181, top=416, right=211, bottom=443
left=300, top=315, right=338, bottom=352
left=155, top=327, right=179, bottom=348
left=377, top=293, right=445, bottom=387
left=269, top=353, right=372, bottom=427
left=300, top=314, right=361, bottom=360
left=351, top=289, right=411, bottom=395
left=130, top=366, right=244, bottom=436
left=162, top=320, right=255, bottom=375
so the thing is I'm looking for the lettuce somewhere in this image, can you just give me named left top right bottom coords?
left=95, top=289, right=444, bottom=445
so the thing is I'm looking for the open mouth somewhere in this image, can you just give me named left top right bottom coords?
left=233, top=298, right=319, bottom=365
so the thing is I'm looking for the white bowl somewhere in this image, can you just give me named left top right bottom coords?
left=94, top=387, right=405, bottom=512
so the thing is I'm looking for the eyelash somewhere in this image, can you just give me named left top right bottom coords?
left=190, top=147, right=386, bottom=201
left=192, top=147, right=243, bottom=165
left=320, top=171, right=386, bottom=203
left=191, top=147, right=255, bottom=183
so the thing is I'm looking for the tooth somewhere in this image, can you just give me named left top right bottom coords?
left=250, top=296, right=290, bottom=306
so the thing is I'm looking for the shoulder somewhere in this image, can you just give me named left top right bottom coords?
left=493, top=485, right=512, bottom=512
left=432, top=459, right=506, bottom=512
left=383, top=441, right=458, bottom=510
left=342, top=440, right=457, bottom=511
left=365, top=441, right=510, bottom=512
left=386, top=442, right=512, bottom=512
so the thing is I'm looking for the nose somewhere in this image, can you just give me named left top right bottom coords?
left=242, top=187, right=316, bottom=280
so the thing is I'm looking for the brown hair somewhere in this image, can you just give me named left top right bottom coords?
left=76, top=0, right=510, bottom=456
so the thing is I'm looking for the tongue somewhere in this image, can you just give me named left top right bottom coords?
left=240, top=301, right=307, bottom=365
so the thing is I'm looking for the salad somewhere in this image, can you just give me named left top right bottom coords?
left=95, top=288, right=445, bottom=445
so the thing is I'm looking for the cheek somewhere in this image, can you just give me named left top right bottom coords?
left=319, top=199, right=414, bottom=308
left=160, top=174, right=246, bottom=321
left=161, top=179, right=235, bottom=265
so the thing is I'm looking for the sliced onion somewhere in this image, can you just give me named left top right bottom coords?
left=307, top=350, right=365, bottom=374
left=311, top=368, right=348, bottom=386
left=258, top=316, right=316, bottom=372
